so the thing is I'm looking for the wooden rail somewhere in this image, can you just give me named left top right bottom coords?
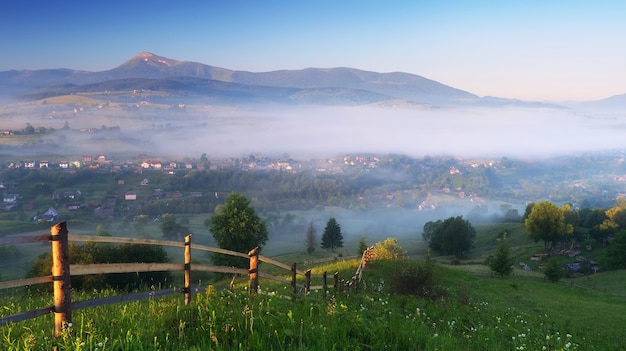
left=0, top=222, right=337, bottom=335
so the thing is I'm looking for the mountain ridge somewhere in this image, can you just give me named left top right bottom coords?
left=0, top=52, right=588, bottom=107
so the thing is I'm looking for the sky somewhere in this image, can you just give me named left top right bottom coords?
left=1, top=0, right=626, bottom=102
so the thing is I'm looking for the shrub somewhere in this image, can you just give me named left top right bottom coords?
left=389, top=259, right=442, bottom=299
left=371, top=237, right=406, bottom=261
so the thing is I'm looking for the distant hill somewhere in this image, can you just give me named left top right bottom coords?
left=0, top=51, right=566, bottom=107
left=19, top=77, right=395, bottom=105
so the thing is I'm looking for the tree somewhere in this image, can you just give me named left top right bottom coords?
left=544, top=257, right=564, bottom=282
left=489, top=232, right=513, bottom=277
left=305, top=221, right=317, bottom=254
left=422, top=216, right=476, bottom=259
left=524, top=201, right=574, bottom=252
left=23, top=122, right=35, bottom=134
left=606, top=230, right=626, bottom=269
left=357, top=233, right=368, bottom=256
left=321, top=217, right=343, bottom=251
left=161, top=213, right=189, bottom=240
left=600, top=199, right=626, bottom=234
left=209, top=192, right=268, bottom=268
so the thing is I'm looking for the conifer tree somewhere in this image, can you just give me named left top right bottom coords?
left=489, top=232, right=513, bottom=277
left=321, top=217, right=343, bottom=251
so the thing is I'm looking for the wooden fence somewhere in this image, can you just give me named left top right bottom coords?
left=0, top=221, right=349, bottom=336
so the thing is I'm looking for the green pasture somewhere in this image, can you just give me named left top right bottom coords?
left=1, top=257, right=625, bottom=350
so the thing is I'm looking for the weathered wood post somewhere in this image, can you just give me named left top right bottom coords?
left=333, top=272, right=339, bottom=291
left=305, top=269, right=311, bottom=294
left=184, top=234, right=192, bottom=305
left=51, top=221, right=71, bottom=337
left=291, top=263, right=297, bottom=294
left=248, top=247, right=259, bottom=294
left=323, top=271, right=328, bottom=293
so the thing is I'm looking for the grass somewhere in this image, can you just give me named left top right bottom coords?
left=1, top=257, right=625, bottom=350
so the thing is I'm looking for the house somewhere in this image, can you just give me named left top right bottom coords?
left=66, top=203, right=81, bottom=211
left=3, top=194, right=18, bottom=203
left=24, top=161, right=36, bottom=168
left=36, top=207, right=59, bottom=222
left=39, top=161, right=49, bottom=168
left=125, top=191, right=137, bottom=201
left=141, top=160, right=162, bottom=169
left=59, top=161, right=70, bottom=169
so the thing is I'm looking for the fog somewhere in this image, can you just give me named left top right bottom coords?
left=147, top=104, right=626, bottom=160
left=3, top=102, right=626, bottom=161
left=3, top=101, right=615, bottom=255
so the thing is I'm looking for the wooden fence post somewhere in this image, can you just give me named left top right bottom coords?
left=291, top=263, right=297, bottom=294
left=323, top=271, right=327, bottom=293
left=248, top=247, right=259, bottom=294
left=184, top=234, right=192, bottom=305
left=333, top=272, right=339, bottom=291
left=51, top=221, right=71, bottom=337
left=305, top=269, right=311, bottom=294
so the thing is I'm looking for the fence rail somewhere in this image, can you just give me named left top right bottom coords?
left=0, top=221, right=343, bottom=336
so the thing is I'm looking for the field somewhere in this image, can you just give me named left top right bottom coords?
left=1, top=185, right=625, bottom=349
left=1, top=256, right=625, bottom=350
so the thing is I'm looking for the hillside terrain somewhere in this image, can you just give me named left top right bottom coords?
left=0, top=52, right=555, bottom=107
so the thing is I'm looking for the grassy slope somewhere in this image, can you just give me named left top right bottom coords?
left=2, top=258, right=625, bottom=350
left=2, top=218, right=626, bottom=349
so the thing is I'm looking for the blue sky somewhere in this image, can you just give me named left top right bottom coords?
left=1, top=0, right=625, bottom=101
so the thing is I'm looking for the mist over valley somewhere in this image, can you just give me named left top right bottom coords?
left=1, top=53, right=626, bottom=257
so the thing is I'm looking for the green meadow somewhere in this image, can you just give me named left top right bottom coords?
left=1, top=254, right=625, bottom=350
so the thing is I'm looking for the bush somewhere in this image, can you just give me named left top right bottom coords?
left=389, top=259, right=442, bottom=299
left=26, top=242, right=172, bottom=292
left=371, top=237, right=406, bottom=261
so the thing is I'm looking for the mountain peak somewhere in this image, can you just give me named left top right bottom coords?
left=124, top=52, right=178, bottom=68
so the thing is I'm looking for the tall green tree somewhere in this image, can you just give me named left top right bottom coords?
left=489, top=232, right=513, bottom=277
left=606, top=230, right=626, bottom=269
left=209, top=192, right=268, bottom=268
left=422, top=216, right=476, bottom=259
left=321, top=217, right=343, bottom=251
left=305, top=221, right=317, bottom=254
left=524, top=201, right=574, bottom=252
left=544, top=257, right=564, bottom=282
left=161, top=213, right=190, bottom=240
left=357, top=233, right=368, bottom=256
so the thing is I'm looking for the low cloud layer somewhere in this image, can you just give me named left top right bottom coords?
left=2, top=102, right=625, bottom=160
left=151, top=104, right=626, bottom=159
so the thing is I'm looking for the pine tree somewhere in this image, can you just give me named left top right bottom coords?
left=305, top=221, right=317, bottom=254
left=544, top=257, right=564, bottom=282
left=358, top=233, right=368, bottom=256
left=321, top=217, right=343, bottom=251
left=489, top=232, right=513, bottom=277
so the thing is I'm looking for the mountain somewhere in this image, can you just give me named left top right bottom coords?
left=18, top=76, right=395, bottom=105
left=568, top=93, right=626, bottom=113
left=0, top=51, right=547, bottom=106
